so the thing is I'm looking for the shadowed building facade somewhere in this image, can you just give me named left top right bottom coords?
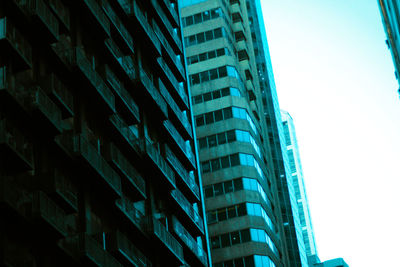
left=180, top=0, right=302, bottom=266
left=378, top=0, right=400, bottom=95
left=0, top=0, right=211, bottom=266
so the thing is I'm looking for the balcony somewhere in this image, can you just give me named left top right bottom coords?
left=80, top=0, right=111, bottom=37
left=152, top=22, right=185, bottom=81
left=163, top=120, right=195, bottom=168
left=0, top=17, right=32, bottom=70
left=107, top=143, right=146, bottom=200
left=101, top=1, right=134, bottom=54
left=31, top=191, right=68, bottom=238
left=40, top=73, right=74, bottom=118
left=117, top=0, right=161, bottom=56
left=48, top=0, right=70, bottom=31
left=142, top=139, right=176, bottom=190
left=0, top=66, right=29, bottom=113
left=0, top=119, right=34, bottom=170
left=104, top=39, right=137, bottom=82
left=39, top=169, right=78, bottom=213
left=172, top=217, right=208, bottom=267
left=26, top=86, right=64, bottom=133
left=54, top=133, right=122, bottom=199
left=150, top=0, right=182, bottom=54
left=157, top=57, right=188, bottom=109
left=59, top=233, right=122, bottom=267
left=145, top=217, right=184, bottom=264
left=0, top=176, right=31, bottom=218
left=164, top=144, right=199, bottom=202
left=103, top=65, right=140, bottom=124
left=135, top=67, right=168, bottom=119
left=158, top=80, right=192, bottom=139
left=170, top=189, right=204, bottom=235
left=115, top=197, right=145, bottom=233
left=109, top=113, right=143, bottom=156
left=107, top=231, right=152, bottom=267
left=26, top=0, right=59, bottom=42
left=160, top=0, right=179, bottom=28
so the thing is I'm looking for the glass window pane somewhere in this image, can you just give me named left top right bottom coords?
left=211, top=158, right=221, bottom=171
left=210, top=8, right=219, bottom=18
left=224, top=260, right=234, bottom=267
left=223, top=107, right=233, bottom=119
left=207, top=210, right=217, bottom=224
left=230, top=153, right=240, bottom=166
left=194, top=13, right=202, bottom=23
left=220, top=233, right=230, bottom=247
left=234, top=258, right=244, bottom=267
left=218, top=209, right=227, bottom=221
left=227, top=206, right=237, bottom=219
left=186, top=16, right=194, bottom=26
left=234, top=178, right=243, bottom=190
left=194, top=95, right=203, bottom=104
left=232, top=107, right=241, bottom=118
left=199, top=137, right=207, bottom=149
left=208, top=135, right=217, bottom=147
left=216, top=48, right=225, bottom=56
left=205, top=112, right=214, bottom=124
left=221, top=156, right=230, bottom=168
left=221, top=87, right=229, bottom=96
left=203, top=10, right=211, bottom=21
left=211, top=236, right=220, bottom=249
left=201, top=161, right=210, bottom=173
left=244, top=256, right=255, bottom=267
left=203, top=92, right=212, bottom=102
left=196, top=32, right=205, bottom=43
left=210, top=68, right=218, bottom=80
left=208, top=50, right=216, bottom=59
left=205, top=30, right=213, bottom=41
left=237, top=203, right=246, bottom=216
left=230, top=231, right=241, bottom=245
left=224, top=181, right=233, bottom=193
left=191, top=73, right=200, bottom=85
left=214, top=28, right=222, bottom=38
left=240, top=229, right=251, bottom=243
left=227, top=130, right=236, bottom=142
left=217, top=132, right=227, bottom=144
left=212, top=90, right=221, bottom=99
left=199, top=52, right=207, bottom=61
left=218, top=66, right=227, bottom=77
left=195, top=115, right=204, bottom=126
left=214, top=110, right=223, bottom=122
left=204, top=186, right=213, bottom=198
left=214, top=183, right=223, bottom=196
left=200, top=71, right=209, bottom=82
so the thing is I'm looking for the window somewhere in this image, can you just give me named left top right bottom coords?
left=214, top=183, right=223, bottom=196
left=195, top=115, right=204, bottom=126
left=205, top=112, right=214, bottom=124
left=210, top=68, right=218, bottom=80
left=220, top=233, right=230, bottom=247
left=203, top=92, right=212, bottom=102
left=211, top=158, right=221, bottom=171
left=214, top=109, right=223, bottom=122
left=218, top=209, right=227, bottom=221
left=224, top=181, right=233, bottom=193
left=204, top=186, right=213, bottom=198
left=205, top=30, right=213, bottom=41
left=217, top=132, right=227, bottom=144
left=194, top=13, right=202, bottom=23
left=211, top=236, right=220, bottom=249
left=221, top=156, right=230, bottom=168
left=208, top=135, right=217, bottom=147
left=231, top=231, right=240, bottom=245
left=230, top=153, right=240, bottom=166
left=201, top=161, right=210, bottom=173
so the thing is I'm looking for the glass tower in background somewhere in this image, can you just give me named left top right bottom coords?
left=281, top=110, right=319, bottom=265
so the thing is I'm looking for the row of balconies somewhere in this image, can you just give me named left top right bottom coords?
left=0, top=17, right=32, bottom=70
left=158, top=79, right=192, bottom=139
left=80, top=0, right=111, bottom=37
left=164, top=144, right=199, bottom=201
left=157, top=57, right=188, bottom=109
left=163, top=119, right=195, bottom=168
left=109, top=113, right=143, bottom=156
left=48, top=0, right=70, bottom=31
left=160, top=0, right=179, bottom=28
left=54, top=133, right=122, bottom=199
left=172, top=217, right=208, bottom=266
left=115, top=197, right=145, bottom=232
left=170, top=189, right=204, bottom=235
left=25, top=0, right=60, bottom=42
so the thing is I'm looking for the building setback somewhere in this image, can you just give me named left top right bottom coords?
left=378, top=0, right=400, bottom=95
left=0, top=0, right=211, bottom=266
left=180, top=0, right=299, bottom=266
left=281, top=110, right=318, bottom=265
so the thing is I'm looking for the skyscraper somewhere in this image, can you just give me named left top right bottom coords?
left=180, top=0, right=305, bottom=266
left=0, top=0, right=210, bottom=266
left=281, top=110, right=318, bottom=265
left=378, top=0, right=400, bottom=94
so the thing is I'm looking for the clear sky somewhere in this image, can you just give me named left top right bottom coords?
left=260, top=0, right=400, bottom=266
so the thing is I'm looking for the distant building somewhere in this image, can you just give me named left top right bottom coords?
left=281, top=110, right=319, bottom=266
left=378, top=0, right=400, bottom=95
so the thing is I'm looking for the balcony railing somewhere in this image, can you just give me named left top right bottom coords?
left=103, top=65, right=139, bottom=123
left=31, top=191, right=68, bottom=237
left=137, top=68, right=168, bottom=118
left=0, top=176, right=31, bottom=217
left=54, top=133, right=122, bottom=198
left=0, top=17, right=32, bottom=69
left=164, top=144, right=199, bottom=200
left=61, top=233, right=122, bottom=266
left=115, top=197, right=145, bottom=230
left=108, top=143, right=146, bottom=199
left=48, top=0, right=70, bottom=31
left=143, top=139, right=176, bottom=189
left=101, top=1, right=134, bottom=54
left=157, top=57, right=188, bottom=109
left=158, top=80, right=192, bottom=139
left=82, top=0, right=111, bottom=37
left=27, top=86, right=64, bottom=133
left=171, top=189, right=204, bottom=234
left=163, top=120, right=195, bottom=167
left=104, top=39, right=137, bottom=82
left=26, top=0, right=59, bottom=41
left=172, top=217, right=208, bottom=266
left=108, top=231, right=152, bottom=267
left=40, top=73, right=74, bottom=117
left=160, top=0, right=179, bottom=28
left=145, top=217, right=184, bottom=264
left=117, top=0, right=161, bottom=55
left=0, top=119, right=34, bottom=169
left=109, top=113, right=143, bottom=155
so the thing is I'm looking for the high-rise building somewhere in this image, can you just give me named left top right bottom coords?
left=245, top=1, right=308, bottom=266
left=0, top=0, right=210, bottom=266
left=180, top=0, right=301, bottom=266
left=378, top=0, right=400, bottom=94
left=281, top=110, right=318, bottom=265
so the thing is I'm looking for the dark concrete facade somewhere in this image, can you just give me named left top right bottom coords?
left=0, top=0, right=210, bottom=266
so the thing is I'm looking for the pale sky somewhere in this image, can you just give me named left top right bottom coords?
left=261, top=0, right=400, bottom=266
